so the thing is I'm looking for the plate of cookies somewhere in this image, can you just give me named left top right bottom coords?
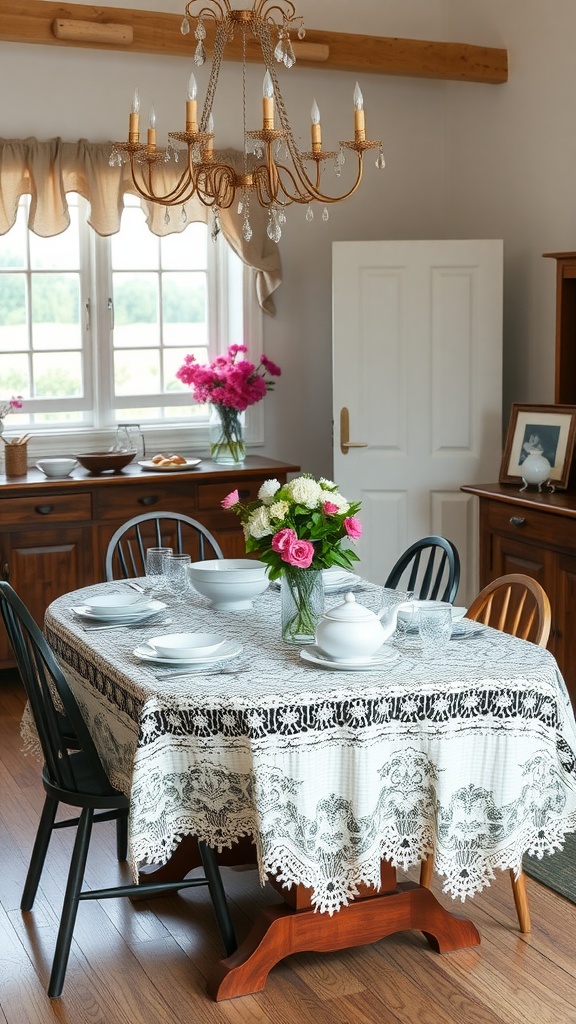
left=139, top=454, right=203, bottom=472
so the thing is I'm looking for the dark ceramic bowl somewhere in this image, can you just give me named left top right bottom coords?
left=75, top=450, right=135, bottom=474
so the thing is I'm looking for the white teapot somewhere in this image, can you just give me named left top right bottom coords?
left=315, top=592, right=414, bottom=661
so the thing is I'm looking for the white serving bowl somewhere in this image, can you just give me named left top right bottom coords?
left=148, top=632, right=226, bottom=660
left=84, top=592, right=148, bottom=616
left=188, top=558, right=270, bottom=611
left=36, top=458, right=78, bottom=478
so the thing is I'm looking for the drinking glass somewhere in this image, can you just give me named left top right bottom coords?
left=112, top=424, right=145, bottom=458
left=378, top=588, right=416, bottom=638
left=418, top=602, right=453, bottom=654
left=145, top=546, right=173, bottom=592
left=161, top=552, right=192, bottom=603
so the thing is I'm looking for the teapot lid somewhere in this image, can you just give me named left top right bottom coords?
left=322, top=592, right=377, bottom=622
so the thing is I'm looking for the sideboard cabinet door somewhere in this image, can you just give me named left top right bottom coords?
left=0, top=526, right=93, bottom=663
left=462, top=483, right=576, bottom=708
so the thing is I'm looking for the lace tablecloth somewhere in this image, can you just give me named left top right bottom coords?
left=42, top=581, right=576, bottom=914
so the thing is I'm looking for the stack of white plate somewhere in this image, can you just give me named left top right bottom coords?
left=134, top=631, right=241, bottom=666
left=72, top=592, right=166, bottom=623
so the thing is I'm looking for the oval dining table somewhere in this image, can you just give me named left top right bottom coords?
left=40, top=577, right=576, bottom=1000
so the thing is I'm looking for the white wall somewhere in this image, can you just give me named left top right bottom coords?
left=1, top=0, right=569, bottom=474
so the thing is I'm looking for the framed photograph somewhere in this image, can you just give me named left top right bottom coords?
left=499, top=404, right=576, bottom=489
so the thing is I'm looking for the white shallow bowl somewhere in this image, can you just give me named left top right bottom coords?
left=84, top=592, right=147, bottom=616
left=188, top=558, right=269, bottom=610
left=148, top=632, right=226, bottom=660
left=397, top=599, right=459, bottom=623
left=36, top=458, right=78, bottom=478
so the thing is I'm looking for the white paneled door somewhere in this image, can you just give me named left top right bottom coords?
left=332, top=240, right=503, bottom=605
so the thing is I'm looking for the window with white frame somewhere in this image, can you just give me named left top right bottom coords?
left=0, top=193, right=257, bottom=449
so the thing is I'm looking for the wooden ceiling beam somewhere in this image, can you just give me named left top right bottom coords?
left=0, top=1, right=508, bottom=84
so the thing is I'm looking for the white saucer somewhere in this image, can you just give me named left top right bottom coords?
left=271, top=570, right=362, bottom=594
left=323, top=570, right=362, bottom=593
left=134, top=639, right=242, bottom=665
left=138, top=459, right=202, bottom=472
left=72, top=600, right=166, bottom=623
left=300, top=644, right=400, bottom=671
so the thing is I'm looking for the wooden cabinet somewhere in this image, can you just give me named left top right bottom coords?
left=543, top=251, right=576, bottom=404
left=461, top=482, right=576, bottom=706
left=0, top=456, right=299, bottom=668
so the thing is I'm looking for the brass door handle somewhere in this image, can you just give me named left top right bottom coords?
left=340, top=407, right=368, bottom=455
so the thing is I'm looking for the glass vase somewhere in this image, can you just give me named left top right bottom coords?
left=209, top=405, right=245, bottom=465
left=280, top=567, right=325, bottom=645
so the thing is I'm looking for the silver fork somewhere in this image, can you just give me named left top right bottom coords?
left=82, top=617, right=173, bottom=633
left=155, top=663, right=248, bottom=679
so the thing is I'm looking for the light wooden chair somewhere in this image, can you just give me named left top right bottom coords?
left=419, top=573, right=552, bottom=932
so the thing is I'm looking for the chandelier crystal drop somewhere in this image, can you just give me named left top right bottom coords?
left=110, top=0, right=384, bottom=243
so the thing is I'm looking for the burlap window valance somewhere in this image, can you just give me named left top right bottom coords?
left=0, top=137, right=281, bottom=315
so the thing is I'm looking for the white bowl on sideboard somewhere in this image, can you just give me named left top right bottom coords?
left=36, top=458, right=78, bottom=478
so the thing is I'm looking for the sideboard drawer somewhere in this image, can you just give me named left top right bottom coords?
left=487, top=501, right=576, bottom=549
left=2, top=492, right=92, bottom=524
left=197, top=479, right=261, bottom=510
left=94, top=482, right=198, bottom=521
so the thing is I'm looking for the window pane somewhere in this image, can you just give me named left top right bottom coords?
left=32, top=351, right=83, bottom=397
left=164, top=347, right=208, bottom=391
left=114, top=349, right=161, bottom=395
left=31, top=273, right=80, bottom=350
left=0, top=352, right=29, bottom=395
left=0, top=204, right=27, bottom=268
left=162, top=271, right=207, bottom=346
left=0, top=274, right=27, bottom=333
left=112, top=208, right=160, bottom=269
left=30, top=207, right=80, bottom=269
left=161, top=222, right=208, bottom=270
left=113, top=272, right=158, bottom=345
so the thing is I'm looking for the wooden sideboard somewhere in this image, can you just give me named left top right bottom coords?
left=461, top=482, right=576, bottom=706
left=0, top=455, right=299, bottom=669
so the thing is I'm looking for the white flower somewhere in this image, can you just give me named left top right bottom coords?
left=320, top=489, right=349, bottom=514
left=319, top=477, right=336, bottom=490
left=258, top=478, right=281, bottom=504
left=286, top=475, right=323, bottom=508
left=269, top=499, right=289, bottom=521
left=247, top=506, right=273, bottom=539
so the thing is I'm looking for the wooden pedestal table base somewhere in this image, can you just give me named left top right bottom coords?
left=138, top=839, right=480, bottom=1001
left=209, top=871, right=481, bottom=1001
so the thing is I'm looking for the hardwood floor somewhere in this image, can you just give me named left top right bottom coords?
left=1, top=668, right=575, bottom=1024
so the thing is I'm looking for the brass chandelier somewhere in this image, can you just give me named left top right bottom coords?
left=110, top=0, right=385, bottom=243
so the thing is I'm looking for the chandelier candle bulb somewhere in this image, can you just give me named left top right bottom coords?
left=204, top=113, right=215, bottom=158
left=186, top=73, right=198, bottom=132
left=354, top=82, right=365, bottom=141
left=129, top=87, right=140, bottom=143
left=147, top=106, right=157, bottom=150
left=311, top=99, right=322, bottom=152
left=263, top=70, right=275, bottom=129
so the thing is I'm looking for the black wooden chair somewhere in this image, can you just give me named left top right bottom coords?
left=105, top=510, right=224, bottom=581
left=384, top=535, right=461, bottom=603
left=0, top=580, right=236, bottom=997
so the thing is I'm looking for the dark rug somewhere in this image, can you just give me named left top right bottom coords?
left=523, top=831, right=576, bottom=904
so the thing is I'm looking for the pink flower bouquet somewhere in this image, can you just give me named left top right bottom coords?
left=176, top=344, right=281, bottom=412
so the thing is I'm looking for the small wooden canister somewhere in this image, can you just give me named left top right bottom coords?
left=4, top=442, right=28, bottom=476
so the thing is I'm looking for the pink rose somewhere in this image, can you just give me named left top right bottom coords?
left=344, top=517, right=362, bottom=540
left=283, top=539, right=314, bottom=568
left=323, top=501, right=339, bottom=515
left=272, top=527, right=297, bottom=553
left=221, top=489, right=240, bottom=509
